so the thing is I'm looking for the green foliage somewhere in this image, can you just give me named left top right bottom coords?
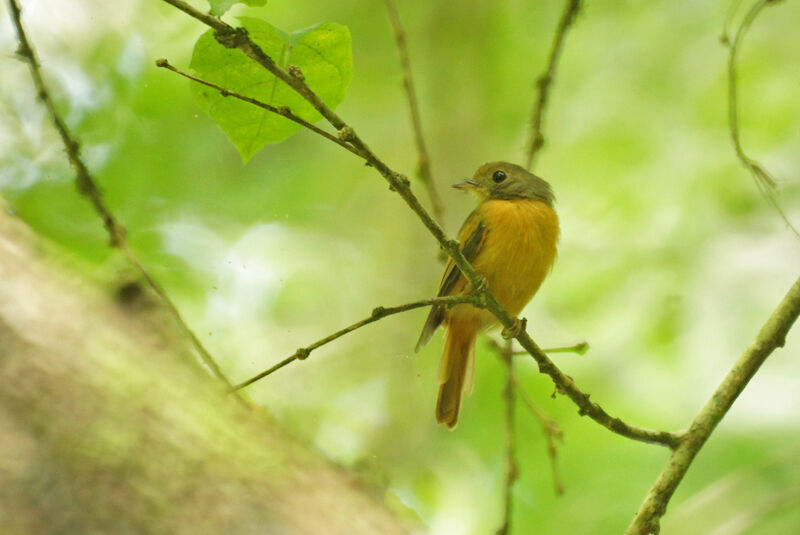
left=190, top=18, right=353, bottom=161
left=207, top=0, right=266, bottom=17
left=2, top=1, right=800, bottom=533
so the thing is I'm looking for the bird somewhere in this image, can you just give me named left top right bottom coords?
left=416, top=161, right=560, bottom=428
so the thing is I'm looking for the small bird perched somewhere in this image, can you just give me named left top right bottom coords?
left=416, top=162, right=560, bottom=428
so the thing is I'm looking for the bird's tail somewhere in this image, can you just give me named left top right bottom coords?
left=436, top=319, right=477, bottom=429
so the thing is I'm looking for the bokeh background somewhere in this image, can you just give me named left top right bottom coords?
left=2, top=0, right=800, bottom=533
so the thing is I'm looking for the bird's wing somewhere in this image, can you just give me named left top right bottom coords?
left=415, top=209, right=487, bottom=352
left=437, top=210, right=486, bottom=298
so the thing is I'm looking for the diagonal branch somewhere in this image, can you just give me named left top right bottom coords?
left=9, top=0, right=125, bottom=246
left=724, top=0, right=799, bottom=237
left=524, top=0, right=582, bottom=171
left=160, top=0, right=682, bottom=449
left=625, top=274, right=800, bottom=534
left=499, top=316, right=684, bottom=449
left=7, top=0, right=242, bottom=400
left=232, top=294, right=481, bottom=391
left=384, top=0, right=445, bottom=226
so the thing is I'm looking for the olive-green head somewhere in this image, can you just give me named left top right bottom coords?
left=453, top=161, right=555, bottom=205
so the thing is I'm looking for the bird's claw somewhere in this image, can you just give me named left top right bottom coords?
left=501, top=318, right=526, bottom=339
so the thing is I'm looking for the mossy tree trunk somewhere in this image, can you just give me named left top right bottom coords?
left=0, top=202, right=412, bottom=535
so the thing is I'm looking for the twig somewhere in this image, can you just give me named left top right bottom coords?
left=9, top=0, right=124, bottom=246
left=513, top=341, right=589, bottom=356
left=488, top=337, right=567, bottom=497
left=160, top=0, right=683, bottom=449
left=484, top=331, right=678, bottom=448
left=7, top=0, right=243, bottom=401
left=724, top=0, right=800, bottom=237
left=512, top=322, right=682, bottom=448
left=155, top=59, right=364, bottom=160
left=384, top=0, right=445, bottom=226
left=512, top=376, right=565, bottom=495
left=232, top=294, right=481, bottom=391
left=625, top=274, right=800, bottom=534
left=524, top=0, right=582, bottom=171
left=496, top=340, right=518, bottom=535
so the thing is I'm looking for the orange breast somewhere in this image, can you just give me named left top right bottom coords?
left=449, top=198, right=559, bottom=327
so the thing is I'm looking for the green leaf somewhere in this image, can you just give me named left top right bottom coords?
left=190, top=18, right=353, bottom=162
left=207, top=0, right=266, bottom=17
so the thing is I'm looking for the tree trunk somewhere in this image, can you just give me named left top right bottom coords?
left=0, top=200, right=413, bottom=535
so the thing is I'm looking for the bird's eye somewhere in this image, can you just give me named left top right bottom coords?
left=492, top=170, right=507, bottom=183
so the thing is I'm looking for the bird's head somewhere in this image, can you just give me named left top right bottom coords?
left=453, top=161, right=554, bottom=205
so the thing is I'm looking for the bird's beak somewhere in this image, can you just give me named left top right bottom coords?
left=452, top=178, right=479, bottom=191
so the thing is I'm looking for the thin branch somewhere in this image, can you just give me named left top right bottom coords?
left=155, top=59, right=364, bottom=160
left=7, top=0, right=243, bottom=401
left=724, top=0, right=800, bottom=237
left=513, top=325, right=683, bottom=448
left=513, top=341, right=589, bottom=356
left=524, top=0, right=582, bottom=171
left=9, top=0, right=124, bottom=246
left=160, top=0, right=683, bottom=449
left=231, top=294, right=480, bottom=391
left=625, top=274, right=800, bottom=535
left=119, top=249, right=240, bottom=394
left=487, top=339, right=566, bottom=496
left=384, top=0, right=445, bottom=226
left=512, top=376, right=565, bottom=495
left=496, top=340, right=518, bottom=535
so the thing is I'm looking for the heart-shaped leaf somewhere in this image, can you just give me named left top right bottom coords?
left=190, top=18, right=353, bottom=161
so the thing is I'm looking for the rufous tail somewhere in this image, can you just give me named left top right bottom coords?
left=436, top=320, right=477, bottom=429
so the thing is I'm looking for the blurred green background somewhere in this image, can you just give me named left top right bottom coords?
left=2, top=0, right=800, bottom=533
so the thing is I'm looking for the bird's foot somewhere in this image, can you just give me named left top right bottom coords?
left=501, top=317, right=526, bottom=340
